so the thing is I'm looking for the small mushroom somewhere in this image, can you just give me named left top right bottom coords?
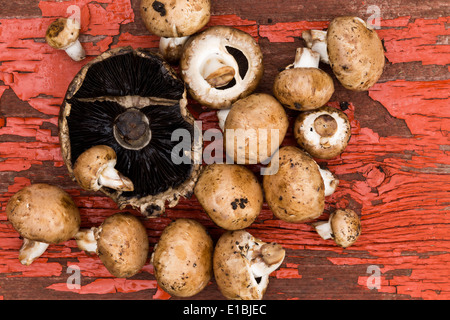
left=294, top=105, right=351, bottom=159
left=263, top=146, right=326, bottom=223
left=180, top=26, right=264, bottom=109
left=140, top=0, right=211, bottom=63
left=223, top=93, right=289, bottom=164
left=303, top=16, right=385, bottom=91
left=273, top=47, right=334, bottom=111
left=313, top=209, right=361, bottom=248
left=45, top=18, right=86, bottom=61
left=73, top=145, right=134, bottom=192
left=5, top=184, right=81, bottom=265
left=75, top=212, right=149, bottom=278
left=194, top=164, right=263, bottom=230
left=151, top=219, right=213, bottom=297
left=213, top=230, right=285, bottom=300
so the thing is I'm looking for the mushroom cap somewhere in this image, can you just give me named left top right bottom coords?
left=59, top=46, right=202, bottom=217
left=151, top=219, right=213, bottom=297
left=223, top=93, right=289, bottom=164
left=327, top=16, right=385, bottom=91
left=330, top=209, right=361, bottom=248
left=96, top=212, right=149, bottom=278
left=6, top=184, right=81, bottom=244
left=194, top=164, right=263, bottom=230
left=45, top=18, right=80, bottom=50
left=73, top=145, right=116, bottom=191
left=140, top=0, right=211, bottom=38
left=294, top=105, right=351, bottom=159
left=180, top=26, right=264, bottom=109
left=273, top=67, right=334, bottom=111
left=213, top=230, right=285, bottom=300
left=263, top=146, right=325, bottom=223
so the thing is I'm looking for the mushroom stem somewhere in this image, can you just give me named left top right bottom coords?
left=64, top=39, right=86, bottom=61
left=302, top=30, right=329, bottom=64
left=74, top=228, right=98, bottom=254
left=159, top=36, right=189, bottom=63
left=247, top=240, right=285, bottom=279
left=290, top=47, right=320, bottom=69
left=313, top=220, right=333, bottom=240
left=217, top=108, right=231, bottom=131
left=98, top=165, right=134, bottom=192
left=18, top=238, right=50, bottom=265
left=201, top=55, right=236, bottom=87
left=318, top=167, right=339, bottom=196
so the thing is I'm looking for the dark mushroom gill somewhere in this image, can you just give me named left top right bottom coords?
left=64, top=49, right=194, bottom=199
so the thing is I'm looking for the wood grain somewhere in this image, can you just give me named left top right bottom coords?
left=0, top=0, right=449, bottom=300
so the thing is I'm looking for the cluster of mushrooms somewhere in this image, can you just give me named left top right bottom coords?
left=5, top=0, right=385, bottom=300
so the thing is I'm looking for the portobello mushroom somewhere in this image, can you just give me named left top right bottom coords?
left=59, top=47, right=202, bottom=217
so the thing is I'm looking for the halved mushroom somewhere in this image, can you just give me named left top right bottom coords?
left=263, top=146, right=326, bottom=223
left=75, top=212, right=149, bottom=278
left=213, top=230, right=285, bottom=300
left=45, top=18, right=85, bottom=61
left=303, top=16, right=385, bottom=91
left=5, top=184, right=81, bottom=265
left=194, top=164, right=263, bottom=230
left=151, top=219, right=213, bottom=297
left=273, top=47, right=334, bottom=111
left=180, top=26, right=264, bottom=109
left=294, top=105, right=351, bottom=159
left=59, top=47, right=202, bottom=217
left=223, top=93, right=289, bottom=165
left=140, top=0, right=211, bottom=63
left=313, top=209, right=361, bottom=248
left=73, top=145, right=134, bottom=192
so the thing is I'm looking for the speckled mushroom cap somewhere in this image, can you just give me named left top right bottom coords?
left=151, top=219, right=213, bottom=297
left=95, top=212, right=149, bottom=278
left=294, top=105, right=351, bottom=159
left=6, top=183, right=80, bottom=244
left=194, top=164, right=263, bottom=230
left=45, top=18, right=80, bottom=50
left=263, top=146, right=325, bottom=223
left=59, top=46, right=202, bottom=217
left=140, top=0, right=211, bottom=38
left=327, top=16, right=385, bottom=91
left=330, top=209, right=361, bottom=248
left=213, top=230, right=285, bottom=300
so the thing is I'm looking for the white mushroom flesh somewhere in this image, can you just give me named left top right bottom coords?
left=159, top=36, right=189, bottom=62
left=98, top=162, right=134, bottom=192
left=199, top=46, right=240, bottom=88
left=313, top=219, right=333, bottom=240
left=74, top=228, right=98, bottom=254
left=64, top=39, right=86, bottom=61
left=217, top=108, right=231, bottom=131
left=18, top=238, right=50, bottom=266
left=319, top=167, right=339, bottom=196
left=299, top=110, right=349, bottom=152
left=302, top=30, right=329, bottom=64
left=290, top=47, right=320, bottom=69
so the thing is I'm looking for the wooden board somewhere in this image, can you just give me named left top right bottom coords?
left=0, top=0, right=449, bottom=300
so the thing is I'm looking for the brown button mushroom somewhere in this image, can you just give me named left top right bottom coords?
left=294, top=105, right=351, bottom=159
left=59, top=47, right=202, bottom=217
left=273, top=47, right=334, bottom=111
left=213, top=230, right=285, bottom=300
left=151, top=219, right=213, bottom=297
left=45, top=18, right=86, bottom=61
left=303, top=16, right=385, bottom=91
left=180, top=26, right=264, bottom=109
left=313, top=209, right=361, bottom=248
left=140, top=0, right=211, bottom=63
left=5, top=184, right=81, bottom=265
left=263, top=146, right=325, bottom=223
left=194, top=164, right=263, bottom=230
left=75, top=212, right=149, bottom=278
left=73, top=145, right=134, bottom=192
left=223, top=93, right=289, bottom=165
